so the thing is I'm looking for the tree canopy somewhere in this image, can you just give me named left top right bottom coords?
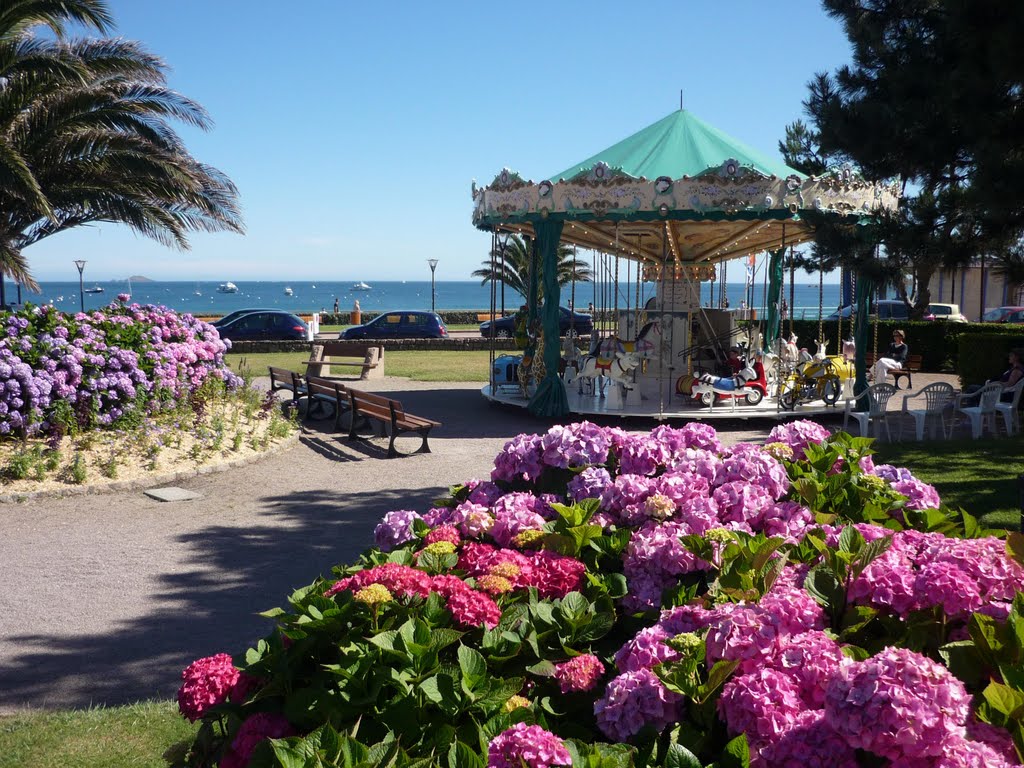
left=784, top=0, right=1024, bottom=313
left=0, top=0, right=242, bottom=293
left=471, top=235, right=593, bottom=302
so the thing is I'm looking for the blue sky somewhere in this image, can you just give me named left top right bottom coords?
left=27, top=1, right=853, bottom=283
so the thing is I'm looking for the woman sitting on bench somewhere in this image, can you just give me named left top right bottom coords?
left=871, top=329, right=908, bottom=383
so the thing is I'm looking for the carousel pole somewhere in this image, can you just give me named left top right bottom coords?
left=489, top=231, right=497, bottom=394
left=789, top=245, right=796, bottom=332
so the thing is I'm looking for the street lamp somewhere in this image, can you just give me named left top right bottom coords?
left=427, top=259, right=439, bottom=312
left=74, top=260, right=86, bottom=312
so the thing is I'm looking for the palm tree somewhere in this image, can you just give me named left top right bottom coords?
left=0, top=0, right=242, bottom=299
left=472, top=234, right=593, bottom=301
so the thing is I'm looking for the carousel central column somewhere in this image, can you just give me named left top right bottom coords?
left=528, top=219, right=568, bottom=418
left=763, top=247, right=785, bottom=352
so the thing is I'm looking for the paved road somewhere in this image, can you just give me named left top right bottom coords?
left=0, top=374, right=955, bottom=712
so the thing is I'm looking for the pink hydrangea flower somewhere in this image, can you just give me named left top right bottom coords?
left=766, top=420, right=831, bottom=460
left=373, top=510, right=422, bottom=551
left=526, top=550, right=586, bottom=598
left=177, top=653, right=239, bottom=721
left=325, top=563, right=432, bottom=599
left=491, top=433, right=544, bottom=483
left=487, top=723, right=571, bottom=768
left=430, top=574, right=502, bottom=628
left=553, top=653, right=604, bottom=693
left=219, top=712, right=295, bottom=768
left=491, top=493, right=546, bottom=547
left=594, top=668, right=680, bottom=742
left=824, top=647, right=970, bottom=760
left=425, top=525, right=461, bottom=546
left=614, top=626, right=679, bottom=673
left=567, top=466, right=612, bottom=502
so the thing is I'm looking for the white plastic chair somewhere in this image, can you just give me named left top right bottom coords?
left=900, top=382, right=956, bottom=441
left=843, top=383, right=898, bottom=440
left=955, top=381, right=1003, bottom=439
left=995, top=379, right=1024, bottom=436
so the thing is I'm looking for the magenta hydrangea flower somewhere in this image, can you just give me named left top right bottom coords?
left=718, top=667, right=806, bottom=746
left=177, top=653, right=240, bottom=721
left=425, top=525, right=461, bottom=546
left=613, top=626, right=679, bottom=673
left=824, top=647, right=970, bottom=761
left=711, top=480, right=774, bottom=529
left=553, top=653, right=604, bottom=693
left=765, top=630, right=846, bottom=708
left=615, top=432, right=671, bottom=476
left=759, top=710, right=858, bottom=768
left=600, top=474, right=658, bottom=526
left=594, top=668, right=681, bottom=742
left=766, top=420, right=831, bottom=460
left=373, top=509, right=422, bottom=551
left=465, top=479, right=503, bottom=506
left=892, top=477, right=942, bottom=510
left=526, top=550, right=586, bottom=598
left=623, top=519, right=707, bottom=611
left=430, top=574, right=502, bottom=628
left=487, top=723, right=571, bottom=768
left=718, top=446, right=790, bottom=499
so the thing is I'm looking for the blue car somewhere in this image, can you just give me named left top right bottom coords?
left=216, top=310, right=308, bottom=341
left=479, top=307, right=593, bottom=338
left=342, top=311, right=448, bottom=339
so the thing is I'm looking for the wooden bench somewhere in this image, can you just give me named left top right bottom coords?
left=347, top=389, right=440, bottom=458
left=866, top=352, right=923, bottom=390
left=304, top=376, right=351, bottom=430
left=268, top=366, right=307, bottom=410
left=476, top=312, right=506, bottom=322
left=304, top=341, right=384, bottom=380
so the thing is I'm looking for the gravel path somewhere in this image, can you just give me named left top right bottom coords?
left=0, top=378, right=839, bottom=712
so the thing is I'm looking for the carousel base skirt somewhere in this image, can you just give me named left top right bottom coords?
left=481, top=384, right=844, bottom=422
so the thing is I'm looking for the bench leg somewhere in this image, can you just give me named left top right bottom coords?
left=385, top=428, right=432, bottom=458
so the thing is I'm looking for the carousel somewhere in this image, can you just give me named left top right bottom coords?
left=472, top=108, right=899, bottom=420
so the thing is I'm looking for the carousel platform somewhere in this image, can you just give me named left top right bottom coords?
left=480, top=383, right=844, bottom=422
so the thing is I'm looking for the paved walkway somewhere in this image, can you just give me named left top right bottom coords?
left=0, top=374, right=958, bottom=712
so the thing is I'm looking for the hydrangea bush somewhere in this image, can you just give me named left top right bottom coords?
left=0, top=299, right=240, bottom=438
left=179, top=421, right=1024, bottom=768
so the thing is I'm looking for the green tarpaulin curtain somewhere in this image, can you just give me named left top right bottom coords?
left=528, top=219, right=569, bottom=417
left=763, top=248, right=785, bottom=352
left=854, top=272, right=875, bottom=410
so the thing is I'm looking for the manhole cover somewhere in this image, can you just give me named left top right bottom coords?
left=144, top=486, right=204, bottom=502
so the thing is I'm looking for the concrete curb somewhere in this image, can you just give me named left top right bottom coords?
left=0, top=431, right=301, bottom=504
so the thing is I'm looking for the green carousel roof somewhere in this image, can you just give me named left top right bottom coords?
left=551, top=109, right=803, bottom=182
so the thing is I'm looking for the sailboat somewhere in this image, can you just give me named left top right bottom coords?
left=352, top=281, right=371, bottom=291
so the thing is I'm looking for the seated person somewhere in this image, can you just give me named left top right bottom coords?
left=966, top=348, right=1024, bottom=403
left=726, top=346, right=744, bottom=374
left=871, top=329, right=908, bottom=382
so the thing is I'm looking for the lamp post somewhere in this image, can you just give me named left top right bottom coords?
left=74, top=260, right=86, bottom=312
left=427, top=258, right=439, bottom=312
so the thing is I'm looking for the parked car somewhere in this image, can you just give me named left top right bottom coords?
left=825, top=299, right=910, bottom=321
left=924, top=303, right=969, bottom=323
left=211, top=308, right=275, bottom=329
left=981, top=306, right=1024, bottom=323
left=341, top=311, right=448, bottom=339
left=480, top=306, right=594, bottom=338
left=216, top=310, right=308, bottom=341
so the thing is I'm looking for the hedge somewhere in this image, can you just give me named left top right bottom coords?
left=956, top=331, right=1024, bottom=386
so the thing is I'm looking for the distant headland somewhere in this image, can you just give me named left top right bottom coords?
left=123, top=276, right=154, bottom=282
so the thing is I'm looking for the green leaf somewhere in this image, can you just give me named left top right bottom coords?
left=259, top=606, right=286, bottom=618
left=420, top=673, right=461, bottom=715
left=448, top=741, right=485, bottom=768
left=983, top=682, right=1024, bottom=718
left=458, top=645, right=488, bottom=691
left=697, top=659, right=739, bottom=703
left=1007, top=533, right=1024, bottom=568
left=559, top=592, right=590, bottom=624
left=664, top=742, right=701, bottom=768
left=369, top=631, right=400, bottom=653
left=840, top=644, right=871, bottom=661
left=804, top=567, right=844, bottom=610
left=838, top=525, right=865, bottom=554
left=721, top=733, right=750, bottom=768
left=527, top=660, right=557, bottom=677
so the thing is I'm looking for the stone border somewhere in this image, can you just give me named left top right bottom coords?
left=0, top=431, right=301, bottom=504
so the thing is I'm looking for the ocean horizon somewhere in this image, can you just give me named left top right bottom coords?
left=3, top=279, right=845, bottom=320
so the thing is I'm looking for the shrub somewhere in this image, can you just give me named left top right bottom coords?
left=957, top=331, right=1024, bottom=387
left=178, top=421, right=1024, bottom=768
left=0, top=299, right=241, bottom=439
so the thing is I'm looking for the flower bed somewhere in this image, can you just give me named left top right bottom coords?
left=0, top=297, right=239, bottom=438
left=1, top=299, right=295, bottom=490
left=178, top=421, right=1024, bottom=768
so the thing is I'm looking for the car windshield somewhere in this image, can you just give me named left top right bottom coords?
left=982, top=308, right=1009, bottom=322
left=928, top=305, right=952, bottom=315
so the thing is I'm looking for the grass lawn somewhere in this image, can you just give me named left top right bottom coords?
left=0, top=701, right=197, bottom=768
left=227, top=350, right=490, bottom=382
left=874, top=434, right=1024, bottom=530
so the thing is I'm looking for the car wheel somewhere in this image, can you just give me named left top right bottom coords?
left=779, top=389, right=797, bottom=411
left=566, top=328, right=579, bottom=339
left=745, top=388, right=764, bottom=405
left=701, top=392, right=714, bottom=407
left=496, top=329, right=512, bottom=339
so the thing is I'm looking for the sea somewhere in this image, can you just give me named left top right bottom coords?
left=5, top=279, right=845, bottom=320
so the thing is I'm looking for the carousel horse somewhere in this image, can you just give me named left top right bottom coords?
left=842, top=338, right=856, bottom=362
left=780, top=334, right=801, bottom=367
left=577, top=321, right=659, bottom=397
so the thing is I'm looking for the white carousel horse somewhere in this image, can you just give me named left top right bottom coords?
left=781, top=334, right=801, bottom=367
left=576, top=350, right=644, bottom=396
left=813, top=338, right=829, bottom=361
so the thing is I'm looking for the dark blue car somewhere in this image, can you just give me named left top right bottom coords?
left=216, top=310, right=308, bottom=341
left=342, top=311, right=448, bottom=339
left=479, top=307, right=593, bottom=338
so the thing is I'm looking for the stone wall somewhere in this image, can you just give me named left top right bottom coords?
left=228, top=337, right=521, bottom=354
